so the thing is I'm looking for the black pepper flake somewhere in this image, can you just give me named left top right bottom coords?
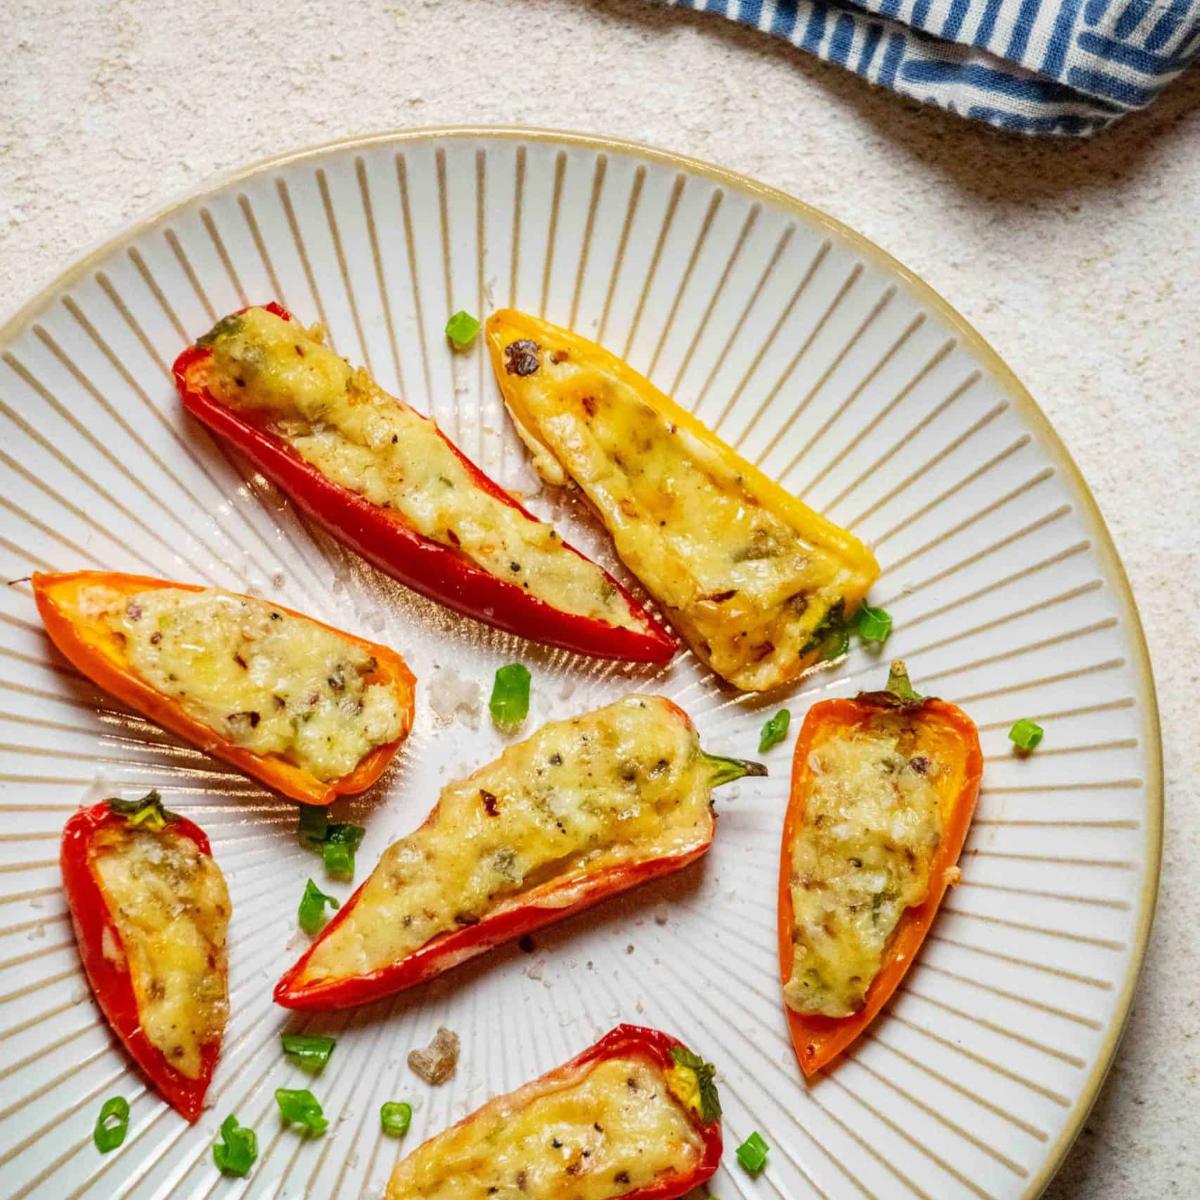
left=503, top=339, right=541, bottom=376
left=149, top=631, right=162, bottom=645
left=910, top=755, right=930, bottom=774
left=480, top=789, right=500, bottom=817
left=270, top=611, right=281, bottom=620
left=519, top=935, right=536, bottom=954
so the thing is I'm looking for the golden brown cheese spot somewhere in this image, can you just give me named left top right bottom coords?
left=205, top=307, right=640, bottom=632
left=296, top=695, right=712, bottom=985
left=80, top=585, right=404, bottom=781
left=783, top=715, right=943, bottom=1018
left=91, top=824, right=230, bottom=1078
left=494, top=334, right=864, bottom=690
left=385, top=1055, right=701, bottom=1199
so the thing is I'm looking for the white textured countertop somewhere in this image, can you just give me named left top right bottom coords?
left=3, top=1, right=1196, bottom=1194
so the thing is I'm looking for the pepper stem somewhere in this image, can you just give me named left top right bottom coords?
left=702, top=751, right=768, bottom=787
left=885, top=660, right=923, bottom=704
left=106, top=790, right=178, bottom=831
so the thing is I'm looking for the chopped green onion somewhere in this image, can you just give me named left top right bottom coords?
left=92, top=1095, right=129, bottom=1153
left=298, top=879, right=340, bottom=935
left=297, top=804, right=329, bottom=849
left=489, top=663, right=531, bottom=730
left=1008, top=718, right=1044, bottom=752
left=281, top=1032, right=337, bottom=1075
left=212, top=1113, right=257, bottom=1177
left=299, top=809, right=365, bottom=878
left=855, top=603, right=892, bottom=644
left=323, top=841, right=354, bottom=879
left=445, top=310, right=481, bottom=350
left=326, top=822, right=365, bottom=850
left=758, top=709, right=791, bottom=753
left=380, top=1100, right=413, bottom=1137
left=275, top=1088, right=328, bottom=1137
left=736, top=1130, right=770, bottom=1174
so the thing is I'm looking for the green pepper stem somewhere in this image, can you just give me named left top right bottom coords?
left=702, top=752, right=768, bottom=787
left=106, top=790, right=178, bottom=830
left=885, top=659, right=923, bottom=704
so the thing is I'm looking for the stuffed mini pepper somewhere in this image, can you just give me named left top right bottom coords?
left=778, top=662, right=982, bottom=1076
left=62, top=792, right=230, bottom=1121
left=385, top=1024, right=722, bottom=1199
left=33, top=570, right=415, bottom=806
left=173, top=305, right=672, bottom=663
left=276, top=695, right=763, bottom=1009
left=486, top=310, right=879, bottom=692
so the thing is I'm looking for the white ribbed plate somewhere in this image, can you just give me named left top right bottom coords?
left=0, top=130, right=1161, bottom=1200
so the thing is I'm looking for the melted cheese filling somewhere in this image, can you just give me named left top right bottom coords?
left=385, top=1055, right=702, bottom=1199
left=203, top=307, right=639, bottom=632
left=783, top=716, right=943, bottom=1017
left=491, top=330, right=866, bottom=690
left=91, top=824, right=230, bottom=1078
left=296, top=696, right=712, bottom=984
left=81, top=586, right=404, bottom=781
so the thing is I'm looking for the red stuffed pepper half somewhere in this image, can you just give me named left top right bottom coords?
left=61, top=792, right=230, bottom=1121
left=173, top=304, right=673, bottom=663
left=385, top=1024, right=722, bottom=1198
left=276, top=695, right=764, bottom=1010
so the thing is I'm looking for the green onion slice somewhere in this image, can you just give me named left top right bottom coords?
left=212, top=1113, right=257, bottom=1177
left=298, top=879, right=340, bottom=935
left=297, top=804, right=329, bottom=849
left=758, top=709, right=791, bottom=753
left=299, top=808, right=365, bottom=878
left=445, top=310, right=481, bottom=350
left=281, top=1032, right=337, bottom=1075
left=322, top=841, right=354, bottom=879
left=92, top=1095, right=129, bottom=1153
left=736, top=1130, right=770, bottom=1174
left=275, top=1088, right=329, bottom=1137
left=326, top=822, right=365, bottom=849
left=1008, top=718, right=1044, bottom=751
left=855, top=603, right=892, bottom=644
left=380, top=1100, right=413, bottom=1137
left=489, top=663, right=531, bottom=730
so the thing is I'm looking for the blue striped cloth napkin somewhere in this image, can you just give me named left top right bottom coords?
left=661, top=0, right=1200, bottom=134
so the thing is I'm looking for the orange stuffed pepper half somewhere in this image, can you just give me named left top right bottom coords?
left=33, top=570, right=415, bottom=805
left=778, top=661, right=982, bottom=1076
